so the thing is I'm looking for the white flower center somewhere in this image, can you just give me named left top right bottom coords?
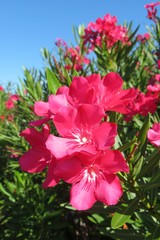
left=81, top=136, right=88, bottom=143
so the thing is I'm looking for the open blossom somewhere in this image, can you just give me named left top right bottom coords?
left=19, top=71, right=132, bottom=210
left=144, top=2, right=160, bottom=21
left=52, top=73, right=136, bottom=114
left=5, top=94, right=20, bottom=109
left=64, top=46, right=90, bottom=71
left=136, top=33, right=150, bottom=43
left=147, top=123, right=160, bottom=146
left=51, top=151, right=129, bottom=210
left=46, top=104, right=117, bottom=159
left=30, top=73, right=136, bottom=127
left=124, top=90, right=158, bottom=121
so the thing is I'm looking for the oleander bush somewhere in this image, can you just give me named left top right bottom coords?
left=0, top=3, right=160, bottom=240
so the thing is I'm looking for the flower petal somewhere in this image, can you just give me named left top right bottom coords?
left=70, top=178, right=96, bottom=210
left=42, top=161, right=59, bottom=188
left=92, top=122, right=117, bottom=150
left=95, top=174, right=123, bottom=205
left=34, top=101, right=49, bottom=116
left=19, top=149, right=48, bottom=173
left=98, top=150, right=129, bottom=174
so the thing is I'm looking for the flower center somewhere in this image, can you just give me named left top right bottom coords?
left=81, top=136, right=88, bottom=143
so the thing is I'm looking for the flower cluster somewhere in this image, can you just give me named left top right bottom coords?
left=19, top=72, right=133, bottom=210
left=82, top=13, right=130, bottom=50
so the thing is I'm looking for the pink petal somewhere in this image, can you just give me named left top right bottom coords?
left=42, top=161, right=59, bottom=188
left=70, top=178, right=96, bottom=210
left=102, top=72, right=123, bottom=92
left=19, top=149, right=48, bottom=173
left=20, top=128, right=46, bottom=148
left=46, top=134, right=74, bottom=159
left=95, top=174, right=123, bottom=205
left=56, top=86, right=69, bottom=95
left=53, top=106, right=77, bottom=137
left=34, top=101, right=49, bottom=116
left=54, top=157, right=82, bottom=183
left=98, top=150, right=129, bottom=173
left=92, top=122, right=117, bottom=150
left=69, top=76, right=90, bottom=102
left=29, top=117, right=50, bottom=127
left=76, top=104, right=105, bottom=127
left=49, top=94, right=68, bottom=115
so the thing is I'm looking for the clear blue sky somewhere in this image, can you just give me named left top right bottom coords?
left=0, top=0, right=155, bottom=89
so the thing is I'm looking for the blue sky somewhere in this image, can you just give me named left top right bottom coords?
left=0, top=0, right=156, bottom=89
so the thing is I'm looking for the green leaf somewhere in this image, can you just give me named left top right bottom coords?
left=137, top=146, right=160, bottom=179
left=45, top=67, right=61, bottom=94
left=117, top=139, right=136, bottom=152
left=111, top=198, right=139, bottom=229
left=101, top=228, right=144, bottom=240
left=88, top=213, right=104, bottom=224
left=133, top=156, right=144, bottom=178
left=136, top=115, right=150, bottom=151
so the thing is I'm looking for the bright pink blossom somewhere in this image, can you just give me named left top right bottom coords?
left=50, top=73, right=136, bottom=115
left=46, top=104, right=116, bottom=159
left=64, top=46, right=90, bottom=71
left=51, top=151, right=129, bottom=210
left=125, top=90, right=158, bottom=121
left=147, top=123, right=160, bottom=146
left=144, top=2, right=160, bottom=21
left=5, top=94, right=19, bottom=109
left=83, top=13, right=129, bottom=50
left=136, top=33, right=150, bottom=43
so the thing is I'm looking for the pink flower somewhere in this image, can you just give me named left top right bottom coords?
left=5, top=94, right=19, bottom=109
left=144, top=2, right=160, bottom=21
left=5, top=99, right=15, bottom=109
left=52, top=151, right=129, bottom=210
left=136, top=33, right=150, bottom=43
left=64, top=46, right=90, bottom=71
left=83, top=13, right=129, bottom=50
left=19, top=125, right=58, bottom=187
left=46, top=104, right=116, bottom=159
left=55, top=38, right=67, bottom=48
left=52, top=73, right=136, bottom=115
left=147, top=123, right=160, bottom=146
left=124, top=90, right=158, bottom=121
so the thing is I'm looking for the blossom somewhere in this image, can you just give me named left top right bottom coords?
left=52, top=151, right=129, bottom=210
left=19, top=125, right=58, bottom=187
left=5, top=94, right=19, bottom=109
left=136, top=33, right=150, bottom=43
left=147, top=123, right=160, bottom=146
left=144, top=2, right=160, bottom=22
left=64, top=46, right=90, bottom=71
left=124, top=90, right=158, bottom=121
left=83, top=13, right=129, bottom=50
left=46, top=104, right=117, bottom=159
left=55, top=38, right=67, bottom=48
left=52, top=73, right=136, bottom=115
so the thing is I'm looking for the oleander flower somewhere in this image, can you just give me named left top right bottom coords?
left=46, top=104, right=117, bottom=159
left=51, top=150, right=129, bottom=210
left=147, top=123, right=160, bottom=146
